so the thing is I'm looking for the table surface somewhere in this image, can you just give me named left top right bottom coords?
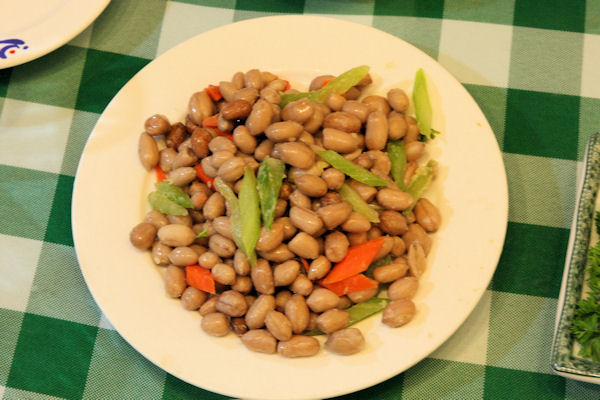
left=1, top=1, right=600, bottom=399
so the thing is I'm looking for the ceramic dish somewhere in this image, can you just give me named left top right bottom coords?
left=552, top=132, right=600, bottom=384
left=72, top=15, right=508, bottom=400
left=1, top=0, right=110, bottom=69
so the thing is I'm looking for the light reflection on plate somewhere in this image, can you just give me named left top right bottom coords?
left=72, top=15, right=508, bottom=400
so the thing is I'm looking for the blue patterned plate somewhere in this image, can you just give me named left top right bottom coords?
left=552, top=132, right=600, bottom=383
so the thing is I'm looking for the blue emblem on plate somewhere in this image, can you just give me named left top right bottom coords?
left=0, top=39, right=29, bottom=59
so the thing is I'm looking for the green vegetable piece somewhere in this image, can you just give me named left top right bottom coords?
left=148, top=191, right=188, bottom=216
left=195, top=227, right=209, bottom=238
left=304, top=297, right=391, bottom=336
left=364, top=254, right=393, bottom=279
left=257, top=157, right=286, bottom=230
left=155, top=181, right=194, bottom=208
left=280, top=65, right=370, bottom=108
left=403, top=160, right=437, bottom=215
left=413, top=68, right=438, bottom=140
left=346, top=297, right=391, bottom=326
left=338, top=183, right=380, bottom=223
left=238, top=166, right=261, bottom=267
left=318, top=150, right=389, bottom=187
left=387, top=140, right=407, bottom=190
left=214, top=178, right=243, bottom=250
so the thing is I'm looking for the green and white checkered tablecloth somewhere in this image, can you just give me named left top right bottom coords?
left=1, top=0, right=600, bottom=399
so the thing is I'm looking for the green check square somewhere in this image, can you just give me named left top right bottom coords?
left=509, top=27, right=583, bottom=96
left=0, top=308, right=24, bottom=386
left=163, top=374, right=229, bottom=400
left=89, top=0, right=166, bottom=59
left=492, top=222, right=569, bottom=298
left=328, top=374, right=403, bottom=399
left=27, top=242, right=101, bottom=327
left=402, top=358, right=485, bottom=399
left=566, top=378, right=600, bottom=399
left=374, top=0, right=444, bottom=18
left=6, top=45, right=87, bottom=109
left=443, top=0, right=515, bottom=25
left=235, top=0, right=304, bottom=13
left=463, top=84, right=507, bottom=147
left=61, top=110, right=100, bottom=176
left=487, top=292, right=558, bottom=373
left=0, top=67, right=11, bottom=98
left=372, top=16, right=442, bottom=59
left=587, top=0, right=600, bottom=34
left=503, top=153, right=577, bottom=229
left=579, top=97, right=600, bottom=161
left=83, top=328, right=165, bottom=399
left=483, top=366, right=565, bottom=399
left=0, top=165, right=58, bottom=241
left=172, top=0, right=235, bottom=7
left=513, top=0, right=585, bottom=32
left=6, top=313, right=98, bottom=399
left=304, top=0, right=375, bottom=15
left=503, top=88, right=579, bottom=160
left=76, top=49, right=150, bottom=114
left=44, top=174, right=74, bottom=247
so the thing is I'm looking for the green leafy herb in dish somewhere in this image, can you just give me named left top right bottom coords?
left=571, top=211, right=600, bottom=361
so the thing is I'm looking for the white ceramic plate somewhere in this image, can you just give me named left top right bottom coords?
left=72, top=15, right=508, bottom=400
left=1, top=0, right=110, bottom=69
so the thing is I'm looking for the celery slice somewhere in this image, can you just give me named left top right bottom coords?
left=280, top=65, right=369, bottom=108
left=338, top=183, right=380, bottom=223
left=318, top=150, right=389, bottom=187
left=257, top=157, right=286, bottom=230
left=238, top=166, right=261, bottom=267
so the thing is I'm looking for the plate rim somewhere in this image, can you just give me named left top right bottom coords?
left=0, top=0, right=110, bottom=69
left=71, top=14, right=509, bottom=399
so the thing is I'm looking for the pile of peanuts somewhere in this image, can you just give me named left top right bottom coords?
left=130, top=68, right=441, bottom=357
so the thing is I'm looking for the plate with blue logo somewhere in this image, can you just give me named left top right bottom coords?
left=1, top=0, right=110, bottom=69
